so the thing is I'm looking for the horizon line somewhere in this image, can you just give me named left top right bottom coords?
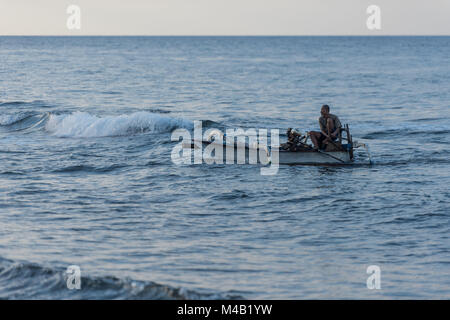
left=1, top=34, right=450, bottom=37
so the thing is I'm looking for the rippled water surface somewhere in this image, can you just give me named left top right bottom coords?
left=0, top=36, right=449, bottom=299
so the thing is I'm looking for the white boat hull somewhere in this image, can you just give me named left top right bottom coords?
left=276, top=150, right=352, bottom=165
left=183, top=140, right=354, bottom=165
left=181, top=122, right=368, bottom=166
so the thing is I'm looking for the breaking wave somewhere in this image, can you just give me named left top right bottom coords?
left=0, top=256, right=242, bottom=300
left=45, top=111, right=193, bottom=138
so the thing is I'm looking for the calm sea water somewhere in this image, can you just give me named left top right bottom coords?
left=0, top=36, right=449, bottom=299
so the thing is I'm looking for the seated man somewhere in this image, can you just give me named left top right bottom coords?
left=309, top=104, right=342, bottom=150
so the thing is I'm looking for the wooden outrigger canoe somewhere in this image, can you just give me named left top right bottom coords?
left=182, top=124, right=371, bottom=166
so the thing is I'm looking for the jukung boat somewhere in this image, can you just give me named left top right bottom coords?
left=276, top=124, right=371, bottom=165
left=182, top=124, right=371, bottom=166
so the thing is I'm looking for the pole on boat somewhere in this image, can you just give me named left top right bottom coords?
left=306, top=132, right=346, bottom=164
left=315, top=149, right=346, bottom=163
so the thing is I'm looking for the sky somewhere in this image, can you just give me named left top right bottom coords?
left=0, top=0, right=449, bottom=35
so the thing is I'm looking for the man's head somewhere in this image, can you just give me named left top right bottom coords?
left=321, top=104, right=330, bottom=117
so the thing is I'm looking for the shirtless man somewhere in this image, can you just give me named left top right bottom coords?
left=309, top=104, right=342, bottom=150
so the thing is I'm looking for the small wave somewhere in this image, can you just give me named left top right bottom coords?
left=0, top=257, right=242, bottom=300
left=52, top=164, right=127, bottom=173
left=45, top=111, right=193, bottom=138
left=0, top=112, right=35, bottom=126
left=0, top=170, right=24, bottom=175
left=0, top=112, right=49, bottom=132
left=0, top=101, right=28, bottom=107
left=200, top=119, right=223, bottom=128
left=409, top=117, right=441, bottom=122
left=0, top=100, right=47, bottom=108
left=362, top=128, right=450, bottom=139
left=101, top=91, right=122, bottom=95
left=145, top=108, right=171, bottom=114
left=359, top=121, right=450, bottom=140
left=368, top=157, right=450, bottom=167
left=210, top=189, right=249, bottom=201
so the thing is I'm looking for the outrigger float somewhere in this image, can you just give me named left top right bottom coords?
left=182, top=124, right=371, bottom=166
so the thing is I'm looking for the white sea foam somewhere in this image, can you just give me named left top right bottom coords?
left=45, top=111, right=193, bottom=138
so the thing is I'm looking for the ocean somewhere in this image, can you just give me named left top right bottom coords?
left=0, top=36, right=449, bottom=299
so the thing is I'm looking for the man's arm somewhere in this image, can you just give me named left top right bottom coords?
left=319, top=118, right=329, bottom=137
left=330, top=117, right=342, bottom=138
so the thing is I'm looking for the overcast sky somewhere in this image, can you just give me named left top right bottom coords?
left=1, top=0, right=449, bottom=35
